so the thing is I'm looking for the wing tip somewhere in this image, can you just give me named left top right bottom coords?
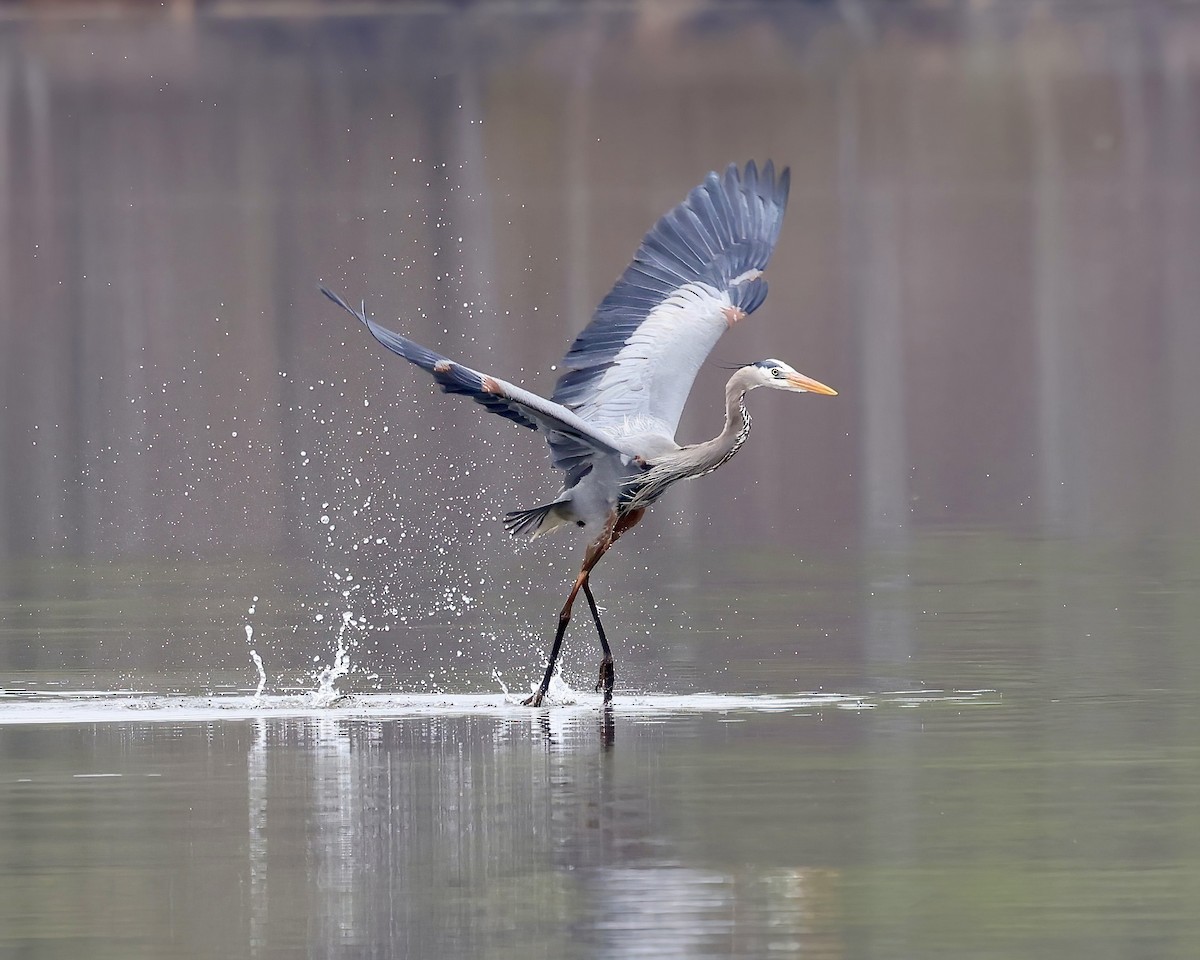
left=319, top=284, right=353, bottom=314
left=725, top=159, right=790, bottom=209
left=320, top=284, right=375, bottom=332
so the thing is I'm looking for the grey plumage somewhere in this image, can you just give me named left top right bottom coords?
left=549, top=161, right=789, bottom=470
left=322, top=161, right=836, bottom=706
left=554, top=161, right=786, bottom=422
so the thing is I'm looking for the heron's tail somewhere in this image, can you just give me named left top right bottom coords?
left=503, top=502, right=566, bottom=539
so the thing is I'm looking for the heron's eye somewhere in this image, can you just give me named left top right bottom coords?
left=771, top=366, right=784, bottom=377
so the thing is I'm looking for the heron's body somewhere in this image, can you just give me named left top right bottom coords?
left=322, top=161, right=836, bottom=706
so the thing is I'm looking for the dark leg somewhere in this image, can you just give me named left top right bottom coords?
left=522, top=581, right=580, bottom=707
left=523, top=509, right=644, bottom=708
left=585, top=508, right=644, bottom=704
left=523, top=518, right=616, bottom=707
left=582, top=579, right=614, bottom=703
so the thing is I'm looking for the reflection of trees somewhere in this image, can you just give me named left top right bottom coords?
left=2, top=5, right=1200, bottom=689
left=4, top=4, right=1199, bottom=552
left=0, top=713, right=850, bottom=956
left=237, top=713, right=845, bottom=957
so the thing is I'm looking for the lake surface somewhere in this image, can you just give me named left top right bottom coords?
left=3, top=682, right=1199, bottom=959
left=4, top=2, right=1200, bottom=957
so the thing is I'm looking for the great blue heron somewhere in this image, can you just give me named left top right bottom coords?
left=322, top=160, right=836, bottom=707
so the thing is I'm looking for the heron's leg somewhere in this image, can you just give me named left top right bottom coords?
left=523, top=518, right=617, bottom=707
left=522, top=574, right=585, bottom=707
left=580, top=509, right=644, bottom=704
left=582, top=579, right=614, bottom=703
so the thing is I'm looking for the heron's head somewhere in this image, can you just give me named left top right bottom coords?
left=743, top=358, right=838, bottom=396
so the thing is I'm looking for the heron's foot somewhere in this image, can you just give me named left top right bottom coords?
left=522, top=690, right=546, bottom=707
left=595, top=656, right=614, bottom=704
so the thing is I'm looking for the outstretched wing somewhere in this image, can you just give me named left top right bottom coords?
left=551, top=160, right=790, bottom=440
left=322, top=287, right=625, bottom=470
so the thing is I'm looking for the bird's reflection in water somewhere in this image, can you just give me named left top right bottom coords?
left=601, top=704, right=615, bottom=749
left=530, top=704, right=616, bottom=751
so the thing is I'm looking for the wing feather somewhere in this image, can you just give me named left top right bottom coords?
left=551, top=160, right=790, bottom=439
left=321, top=287, right=625, bottom=473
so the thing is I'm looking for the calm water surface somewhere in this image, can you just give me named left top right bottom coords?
left=4, top=2, right=1200, bottom=957
left=2, top=686, right=1198, bottom=959
left=4, top=538, right=1199, bottom=958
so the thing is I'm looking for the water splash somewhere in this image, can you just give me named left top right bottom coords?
left=240, top=597, right=269, bottom=703
left=0, top=688, right=1002, bottom=725
left=525, top=665, right=578, bottom=706
left=249, top=648, right=267, bottom=701
left=312, top=611, right=357, bottom=706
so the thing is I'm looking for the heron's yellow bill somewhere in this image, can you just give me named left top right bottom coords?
left=787, top=372, right=838, bottom=396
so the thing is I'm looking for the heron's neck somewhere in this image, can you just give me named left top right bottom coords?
left=689, top=384, right=752, bottom=478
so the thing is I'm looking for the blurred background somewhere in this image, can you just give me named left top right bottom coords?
left=7, top=5, right=1200, bottom=959
left=2, top=0, right=1199, bottom=695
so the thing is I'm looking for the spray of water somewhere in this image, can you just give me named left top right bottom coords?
left=248, top=644, right=267, bottom=701
left=245, top=604, right=267, bottom=701
left=311, top=610, right=357, bottom=705
left=530, top=663, right=579, bottom=706
left=67, top=155, right=690, bottom=703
